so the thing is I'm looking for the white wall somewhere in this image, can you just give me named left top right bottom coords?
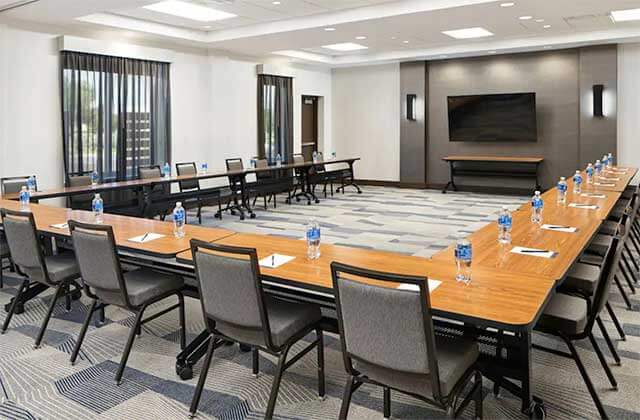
left=618, top=43, right=640, bottom=183
left=332, top=63, right=400, bottom=181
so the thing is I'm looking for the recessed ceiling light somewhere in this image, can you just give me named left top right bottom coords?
left=543, top=24, right=551, bottom=29
left=143, top=0, right=236, bottom=22
left=321, top=42, right=368, bottom=51
left=544, top=45, right=552, bottom=49
left=391, top=36, right=397, bottom=40
left=489, top=50, right=497, bottom=54
left=611, top=8, right=640, bottom=22
left=202, top=25, right=212, bottom=29
left=500, top=2, right=515, bottom=7
left=439, top=55, right=448, bottom=59
left=442, top=27, right=494, bottom=39
left=324, top=27, right=336, bottom=31
left=535, top=18, right=544, bottom=22
left=403, top=40, right=410, bottom=44
left=355, top=36, right=367, bottom=40
left=519, top=15, right=533, bottom=20
left=272, top=1, right=281, bottom=4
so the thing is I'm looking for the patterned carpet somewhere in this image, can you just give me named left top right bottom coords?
left=0, top=187, right=638, bottom=419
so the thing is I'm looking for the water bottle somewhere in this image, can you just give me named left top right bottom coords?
left=275, top=154, right=282, bottom=167
left=602, top=154, right=609, bottom=169
left=27, top=176, right=36, bottom=193
left=531, top=191, right=543, bottom=225
left=318, top=152, right=323, bottom=162
left=595, top=159, right=602, bottom=176
left=250, top=158, right=257, bottom=168
left=607, top=153, right=613, bottom=167
left=91, top=170, right=99, bottom=186
left=200, top=162, right=208, bottom=174
left=19, top=186, right=30, bottom=210
left=173, top=202, right=186, bottom=238
left=306, top=219, right=321, bottom=260
left=331, top=151, right=337, bottom=160
left=497, top=206, right=512, bottom=244
left=454, top=237, right=472, bottom=284
left=92, top=193, right=104, bottom=224
left=163, top=162, right=171, bottom=177
left=573, top=170, right=583, bottom=194
left=557, top=177, right=567, bottom=204
left=586, top=163, right=594, bottom=184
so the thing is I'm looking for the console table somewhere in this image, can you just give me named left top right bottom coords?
left=442, top=155, right=544, bottom=193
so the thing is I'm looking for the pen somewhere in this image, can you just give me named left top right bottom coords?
left=141, top=233, right=149, bottom=242
left=272, top=255, right=275, bottom=266
left=546, top=225, right=570, bottom=229
left=520, top=249, right=550, bottom=253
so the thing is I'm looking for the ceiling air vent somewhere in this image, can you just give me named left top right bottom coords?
left=564, top=14, right=614, bottom=30
left=0, top=0, right=40, bottom=14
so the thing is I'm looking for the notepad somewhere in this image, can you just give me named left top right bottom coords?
left=260, top=254, right=295, bottom=268
left=594, top=182, right=615, bottom=187
left=510, top=247, right=556, bottom=258
left=127, top=233, right=165, bottom=243
left=541, top=224, right=578, bottom=233
left=599, top=177, right=620, bottom=181
left=397, top=280, right=442, bottom=293
left=581, top=193, right=606, bottom=199
left=568, top=203, right=599, bottom=210
left=50, top=223, right=68, bottom=229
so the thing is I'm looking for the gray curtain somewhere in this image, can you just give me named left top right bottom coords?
left=61, top=51, right=171, bottom=183
left=257, top=74, right=293, bottom=164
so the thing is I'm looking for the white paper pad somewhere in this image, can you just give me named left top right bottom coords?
left=127, top=233, right=165, bottom=243
left=397, top=280, right=442, bottom=293
left=541, top=224, right=578, bottom=233
left=510, top=247, right=556, bottom=258
left=259, top=254, right=295, bottom=268
left=599, top=177, right=620, bottom=181
left=568, top=203, right=599, bottom=210
left=50, top=223, right=68, bottom=229
left=581, top=193, right=606, bottom=199
left=594, top=182, right=615, bottom=187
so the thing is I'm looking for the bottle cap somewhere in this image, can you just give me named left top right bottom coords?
left=21, top=186, right=27, bottom=190
left=502, top=205, right=509, bottom=210
left=560, top=177, right=565, bottom=180
left=535, top=190, right=541, bottom=195
left=575, top=170, right=580, bottom=173
left=95, top=193, right=100, bottom=198
left=177, top=202, right=182, bottom=207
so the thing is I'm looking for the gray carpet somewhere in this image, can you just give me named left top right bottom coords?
left=0, top=187, right=638, bottom=419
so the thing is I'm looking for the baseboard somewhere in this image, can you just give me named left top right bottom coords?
left=355, top=179, right=428, bottom=189
left=355, top=179, right=533, bottom=195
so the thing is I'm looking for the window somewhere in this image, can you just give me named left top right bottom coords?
left=257, top=75, right=293, bottom=164
left=61, top=52, right=171, bottom=183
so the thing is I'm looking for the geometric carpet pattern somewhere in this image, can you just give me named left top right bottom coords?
left=0, top=187, right=638, bottom=419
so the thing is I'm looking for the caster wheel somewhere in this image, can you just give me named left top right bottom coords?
left=307, top=201, right=311, bottom=206
left=71, top=289, right=82, bottom=300
left=315, top=199, right=320, bottom=204
left=177, top=364, right=193, bottom=380
left=528, top=401, right=546, bottom=419
left=230, top=210, right=236, bottom=216
left=250, top=213, right=256, bottom=219
left=240, top=215, right=245, bottom=221
left=5, top=301, right=24, bottom=314
left=296, top=197, right=300, bottom=202
left=357, top=190, right=362, bottom=194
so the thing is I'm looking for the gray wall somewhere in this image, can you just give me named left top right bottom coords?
left=400, top=61, right=427, bottom=184
left=425, top=46, right=617, bottom=190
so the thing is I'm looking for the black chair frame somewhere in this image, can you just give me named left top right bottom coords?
left=331, top=261, right=483, bottom=419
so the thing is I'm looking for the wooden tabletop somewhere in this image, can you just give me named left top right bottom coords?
left=564, top=167, right=638, bottom=193
left=0, top=199, right=234, bottom=258
left=443, top=155, right=544, bottom=163
left=0, top=157, right=360, bottom=200
left=176, top=233, right=555, bottom=329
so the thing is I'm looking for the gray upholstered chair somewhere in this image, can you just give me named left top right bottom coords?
left=1, top=175, right=36, bottom=196
left=289, top=153, right=314, bottom=205
left=0, top=209, right=81, bottom=348
left=223, top=158, right=250, bottom=219
left=67, top=172, right=93, bottom=210
left=0, top=232, right=10, bottom=288
left=68, top=220, right=186, bottom=384
left=534, top=229, right=626, bottom=419
left=331, top=262, right=483, bottom=419
left=188, top=240, right=324, bottom=419
left=138, top=165, right=171, bottom=219
left=175, top=162, right=226, bottom=223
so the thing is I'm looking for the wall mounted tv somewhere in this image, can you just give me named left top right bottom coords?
left=447, top=92, right=537, bottom=142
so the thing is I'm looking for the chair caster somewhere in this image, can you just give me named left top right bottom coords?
left=252, top=373, right=259, bottom=378
left=240, top=215, right=245, bottom=221
left=250, top=213, right=256, bottom=219
left=71, top=289, right=82, bottom=300
left=318, top=395, right=326, bottom=401
left=5, top=301, right=24, bottom=314
left=33, top=344, right=41, bottom=350
left=307, top=201, right=311, bottom=206
left=296, top=197, right=300, bottom=202
left=528, top=401, right=546, bottom=419
left=315, top=199, right=320, bottom=204
left=176, top=364, right=193, bottom=380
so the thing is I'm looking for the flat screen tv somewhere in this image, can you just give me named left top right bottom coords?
left=447, top=92, right=537, bottom=142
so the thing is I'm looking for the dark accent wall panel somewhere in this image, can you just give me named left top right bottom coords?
left=400, top=61, right=427, bottom=184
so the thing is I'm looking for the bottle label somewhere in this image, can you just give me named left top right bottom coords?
left=586, top=167, right=594, bottom=176
left=573, top=175, right=582, bottom=184
left=532, top=198, right=543, bottom=209
left=93, top=201, right=103, bottom=212
left=20, top=191, right=29, bottom=202
left=498, top=215, right=512, bottom=228
left=455, top=244, right=472, bottom=261
left=174, top=209, right=185, bottom=223
left=306, top=227, right=320, bottom=241
left=557, top=183, right=567, bottom=192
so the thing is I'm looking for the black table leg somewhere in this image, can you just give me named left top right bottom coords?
left=442, top=162, right=458, bottom=193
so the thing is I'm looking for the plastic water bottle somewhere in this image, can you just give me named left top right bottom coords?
left=595, top=159, right=602, bottom=176
left=275, top=154, right=282, bottom=167
left=557, top=177, right=567, bottom=204
left=27, top=176, right=36, bottom=193
left=92, top=193, right=104, bottom=224
left=331, top=151, right=337, bottom=160
left=454, top=237, right=472, bottom=284
left=602, top=154, right=609, bottom=169
left=200, top=163, right=208, bottom=174
left=250, top=158, right=257, bottom=168
left=497, top=206, right=512, bottom=244
left=312, top=151, right=318, bottom=163
left=607, top=153, right=613, bottom=167
left=573, top=170, right=583, bottom=194
left=531, top=191, right=543, bottom=225
left=19, top=186, right=30, bottom=210
left=306, top=219, right=321, bottom=260
left=586, top=163, right=594, bottom=184
left=163, top=162, right=171, bottom=177
left=173, top=202, right=186, bottom=238
left=91, top=170, right=99, bottom=186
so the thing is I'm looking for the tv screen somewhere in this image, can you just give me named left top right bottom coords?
left=447, top=93, right=537, bottom=142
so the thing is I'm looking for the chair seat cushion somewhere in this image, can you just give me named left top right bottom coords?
left=123, top=268, right=184, bottom=307
left=354, top=335, right=478, bottom=397
left=563, top=263, right=600, bottom=295
left=45, top=253, right=80, bottom=283
left=580, top=253, right=604, bottom=267
left=598, top=220, right=618, bottom=236
left=215, top=297, right=321, bottom=348
left=587, top=234, right=612, bottom=257
left=537, top=293, right=588, bottom=335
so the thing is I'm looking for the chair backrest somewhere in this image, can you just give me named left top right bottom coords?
left=225, top=158, right=244, bottom=189
left=68, top=174, right=92, bottom=187
left=331, top=262, right=442, bottom=398
left=293, top=154, right=305, bottom=164
left=255, top=159, right=272, bottom=180
left=139, top=165, right=162, bottom=179
left=1, top=176, right=35, bottom=195
left=0, top=209, right=50, bottom=284
left=176, top=162, right=200, bottom=192
left=190, top=240, right=272, bottom=346
left=68, top=220, right=130, bottom=307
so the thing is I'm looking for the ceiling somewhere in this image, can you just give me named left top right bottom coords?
left=2, top=0, right=640, bottom=66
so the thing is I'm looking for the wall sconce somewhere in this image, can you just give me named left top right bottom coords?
left=593, top=84, right=604, bottom=117
left=406, top=94, right=417, bottom=121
